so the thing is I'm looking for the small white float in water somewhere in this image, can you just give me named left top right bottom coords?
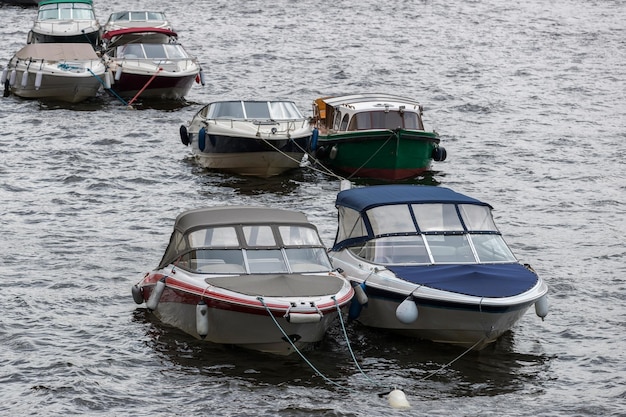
left=388, top=389, right=411, bottom=409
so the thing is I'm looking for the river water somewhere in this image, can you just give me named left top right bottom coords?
left=1, top=0, right=624, bottom=415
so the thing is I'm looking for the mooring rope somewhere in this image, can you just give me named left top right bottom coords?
left=87, top=68, right=128, bottom=106
left=417, top=336, right=487, bottom=382
left=258, top=135, right=346, bottom=180
left=257, top=296, right=359, bottom=392
left=259, top=294, right=487, bottom=400
left=331, top=296, right=386, bottom=388
left=345, top=132, right=395, bottom=180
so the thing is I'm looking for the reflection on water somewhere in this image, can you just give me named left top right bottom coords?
left=133, top=307, right=551, bottom=398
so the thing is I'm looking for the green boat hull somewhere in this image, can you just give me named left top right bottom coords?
left=314, top=129, right=444, bottom=181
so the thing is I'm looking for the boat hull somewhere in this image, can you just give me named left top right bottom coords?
left=191, top=133, right=309, bottom=177
left=152, top=298, right=338, bottom=355
left=185, top=117, right=311, bottom=176
left=315, top=130, right=441, bottom=180
left=331, top=251, right=548, bottom=349
left=352, top=285, right=536, bottom=348
left=138, top=271, right=352, bottom=355
left=108, top=64, right=198, bottom=100
left=5, top=66, right=104, bottom=103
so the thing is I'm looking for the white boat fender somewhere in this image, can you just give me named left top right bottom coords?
left=329, top=145, right=338, bottom=159
left=131, top=284, right=144, bottom=305
left=146, top=277, right=166, bottom=311
left=198, top=127, right=207, bottom=151
left=20, top=71, right=28, bottom=88
left=179, top=125, right=190, bottom=146
left=387, top=389, right=411, bottom=409
left=535, top=294, right=549, bottom=321
left=104, top=70, right=111, bottom=89
left=0, top=68, right=8, bottom=84
left=352, top=281, right=368, bottom=305
left=114, top=65, right=123, bottom=81
left=196, top=300, right=209, bottom=338
left=35, top=71, right=43, bottom=90
left=396, top=296, right=419, bottom=324
left=9, top=69, right=17, bottom=86
left=285, top=312, right=323, bottom=324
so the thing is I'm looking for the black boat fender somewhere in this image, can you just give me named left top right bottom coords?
left=432, top=146, right=447, bottom=161
left=179, top=125, right=190, bottom=146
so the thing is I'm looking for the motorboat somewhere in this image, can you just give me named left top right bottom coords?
left=311, top=94, right=447, bottom=181
left=101, top=27, right=202, bottom=101
left=328, top=184, right=549, bottom=349
left=102, top=11, right=174, bottom=32
left=179, top=100, right=313, bottom=177
left=1, top=43, right=106, bottom=103
left=26, top=0, right=101, bottom=48
left=132, top=206, right=354, bottom=355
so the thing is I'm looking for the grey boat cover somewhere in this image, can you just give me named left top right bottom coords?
left=14, top=43, right=99, bottom=61
left=205, top=273, right=344, bottom=297
left=173, top=206, right=312, bottom=235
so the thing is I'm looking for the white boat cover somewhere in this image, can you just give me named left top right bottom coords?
left=14, top=43, right=99, bottom=61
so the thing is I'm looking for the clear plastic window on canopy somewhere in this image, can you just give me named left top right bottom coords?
left=458, top=204, right=497, bottom=231
left=188, top=227, right=239, bottom=248
left=336, top=206, right=368, bottom=243
left=368, top=205, right=416, bottom=235
left=243, top=226, right=276, bottom=247
left=278, top=226, right=322, bottom=246
left=412, top=203, right=464, bottom=232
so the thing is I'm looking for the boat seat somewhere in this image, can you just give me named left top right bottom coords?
left=197, top=263, right=246, bottom=273
left=290, top=263, right=328, bottom=273
left=430, top=246, right=458, bottom=262
left=248, top=258, right=288, bottom=273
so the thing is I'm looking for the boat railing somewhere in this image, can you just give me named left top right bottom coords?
left=206, top=118, right=309, bottom=132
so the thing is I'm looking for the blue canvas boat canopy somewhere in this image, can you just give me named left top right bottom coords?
left=335, top=185, right=492, bottom=212
left=386, top=263, right=538, bottom=298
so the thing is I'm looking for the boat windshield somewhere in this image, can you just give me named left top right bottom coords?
left=170, top=224, right=332, bottom=273
left=343, top=203, right=517, bottom=265
left=118, top=44, right=188, bottom=59
left=109, top=11, right=167, bottom=22
left=38, top=3, right=95, bottom=20
left=348, top=110, right=424, bottom=131
left=206, top=101, right=304, bottom=120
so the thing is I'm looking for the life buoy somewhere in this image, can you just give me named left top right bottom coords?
left=198, top=127, right=206, bottom=151
left=179, top=125, right=190, bottom=146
